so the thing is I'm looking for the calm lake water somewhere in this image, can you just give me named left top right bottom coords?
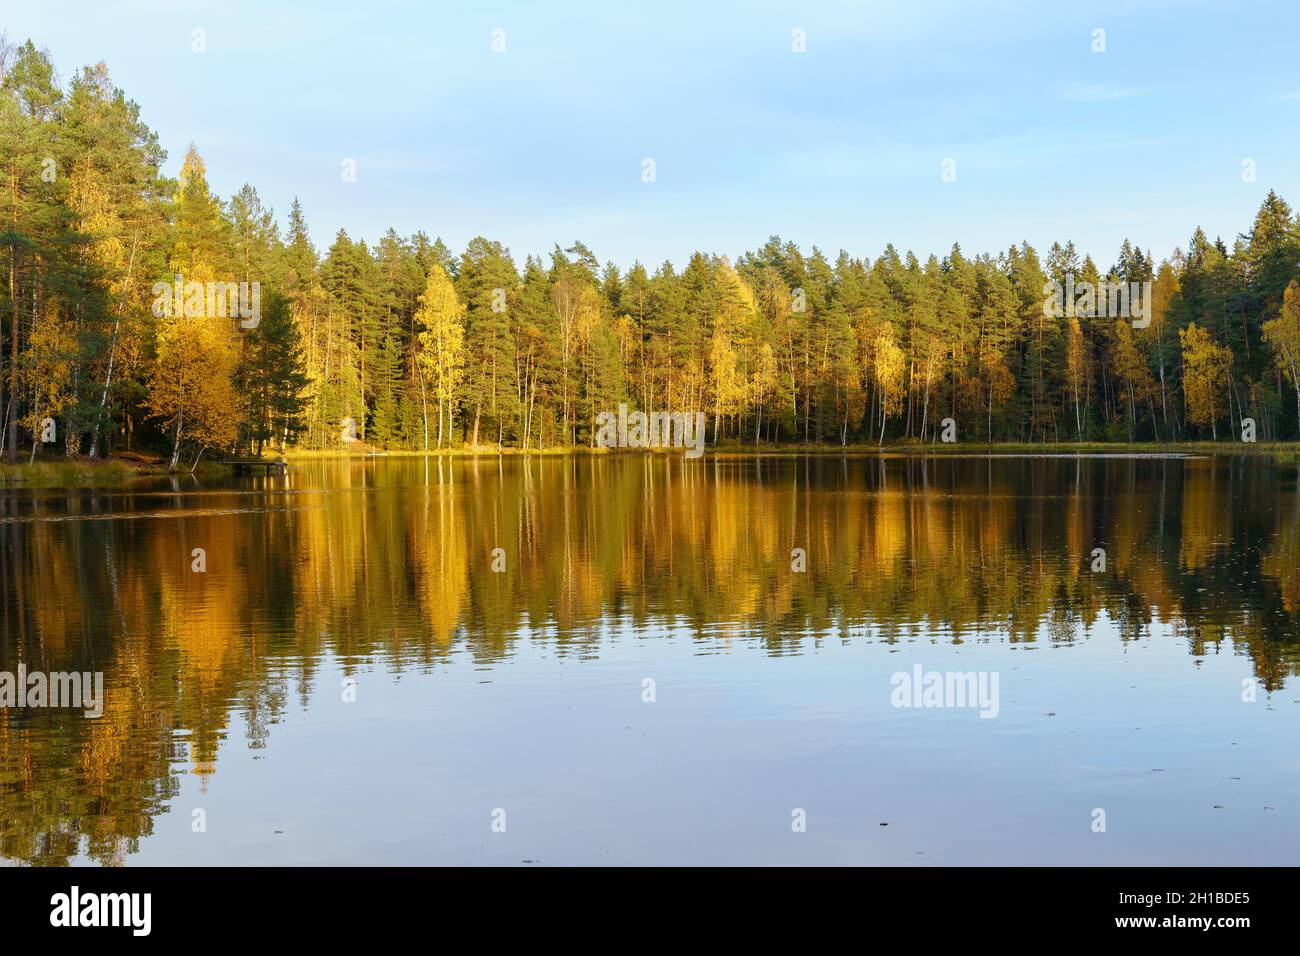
left=1, top=453, right=1298, bottom=866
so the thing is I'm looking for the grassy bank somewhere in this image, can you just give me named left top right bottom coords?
left=0, top=457, right=152, bottom=487
left=0, top=454, right=234, bottom=487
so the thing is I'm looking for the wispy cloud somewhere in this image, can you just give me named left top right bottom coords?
left=1278, top=90, right=1300, bottom=101
left=1061, top=83, right=1141, bottom=103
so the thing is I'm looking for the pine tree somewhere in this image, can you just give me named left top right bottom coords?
left=240, top=292, right=308, bottom=454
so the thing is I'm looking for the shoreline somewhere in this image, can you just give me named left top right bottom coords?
left=0, top=456, right=230, bottom=488
left=0, top=440, right=1295, bottom=489
left=283, top=440, right=1300, bottom=459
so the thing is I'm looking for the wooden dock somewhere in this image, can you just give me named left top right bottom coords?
left=227, top=459, right=288, bottom=476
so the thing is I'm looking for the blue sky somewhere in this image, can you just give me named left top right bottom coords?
left=7, top=0, right=1299, bottom=270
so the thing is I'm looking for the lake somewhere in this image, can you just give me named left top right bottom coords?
left=1, top=453, right=1298, bottom=865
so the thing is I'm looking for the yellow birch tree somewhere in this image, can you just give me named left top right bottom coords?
left=414, top=266, right=466, bottom=449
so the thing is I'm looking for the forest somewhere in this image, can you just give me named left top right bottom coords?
left=5, top=37, right=1300, bottom=464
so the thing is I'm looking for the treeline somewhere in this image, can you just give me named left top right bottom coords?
left=6, top=38, right=1300, bottom=464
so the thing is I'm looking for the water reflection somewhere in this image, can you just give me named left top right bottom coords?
left=1, top=454, right=1298, bottom=864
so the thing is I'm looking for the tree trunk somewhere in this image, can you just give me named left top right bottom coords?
left=169, top=415, right=184, bottom=471
left=89, top=232, right=138, bottom=458
left=8, top=160, right=18, bottom=461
